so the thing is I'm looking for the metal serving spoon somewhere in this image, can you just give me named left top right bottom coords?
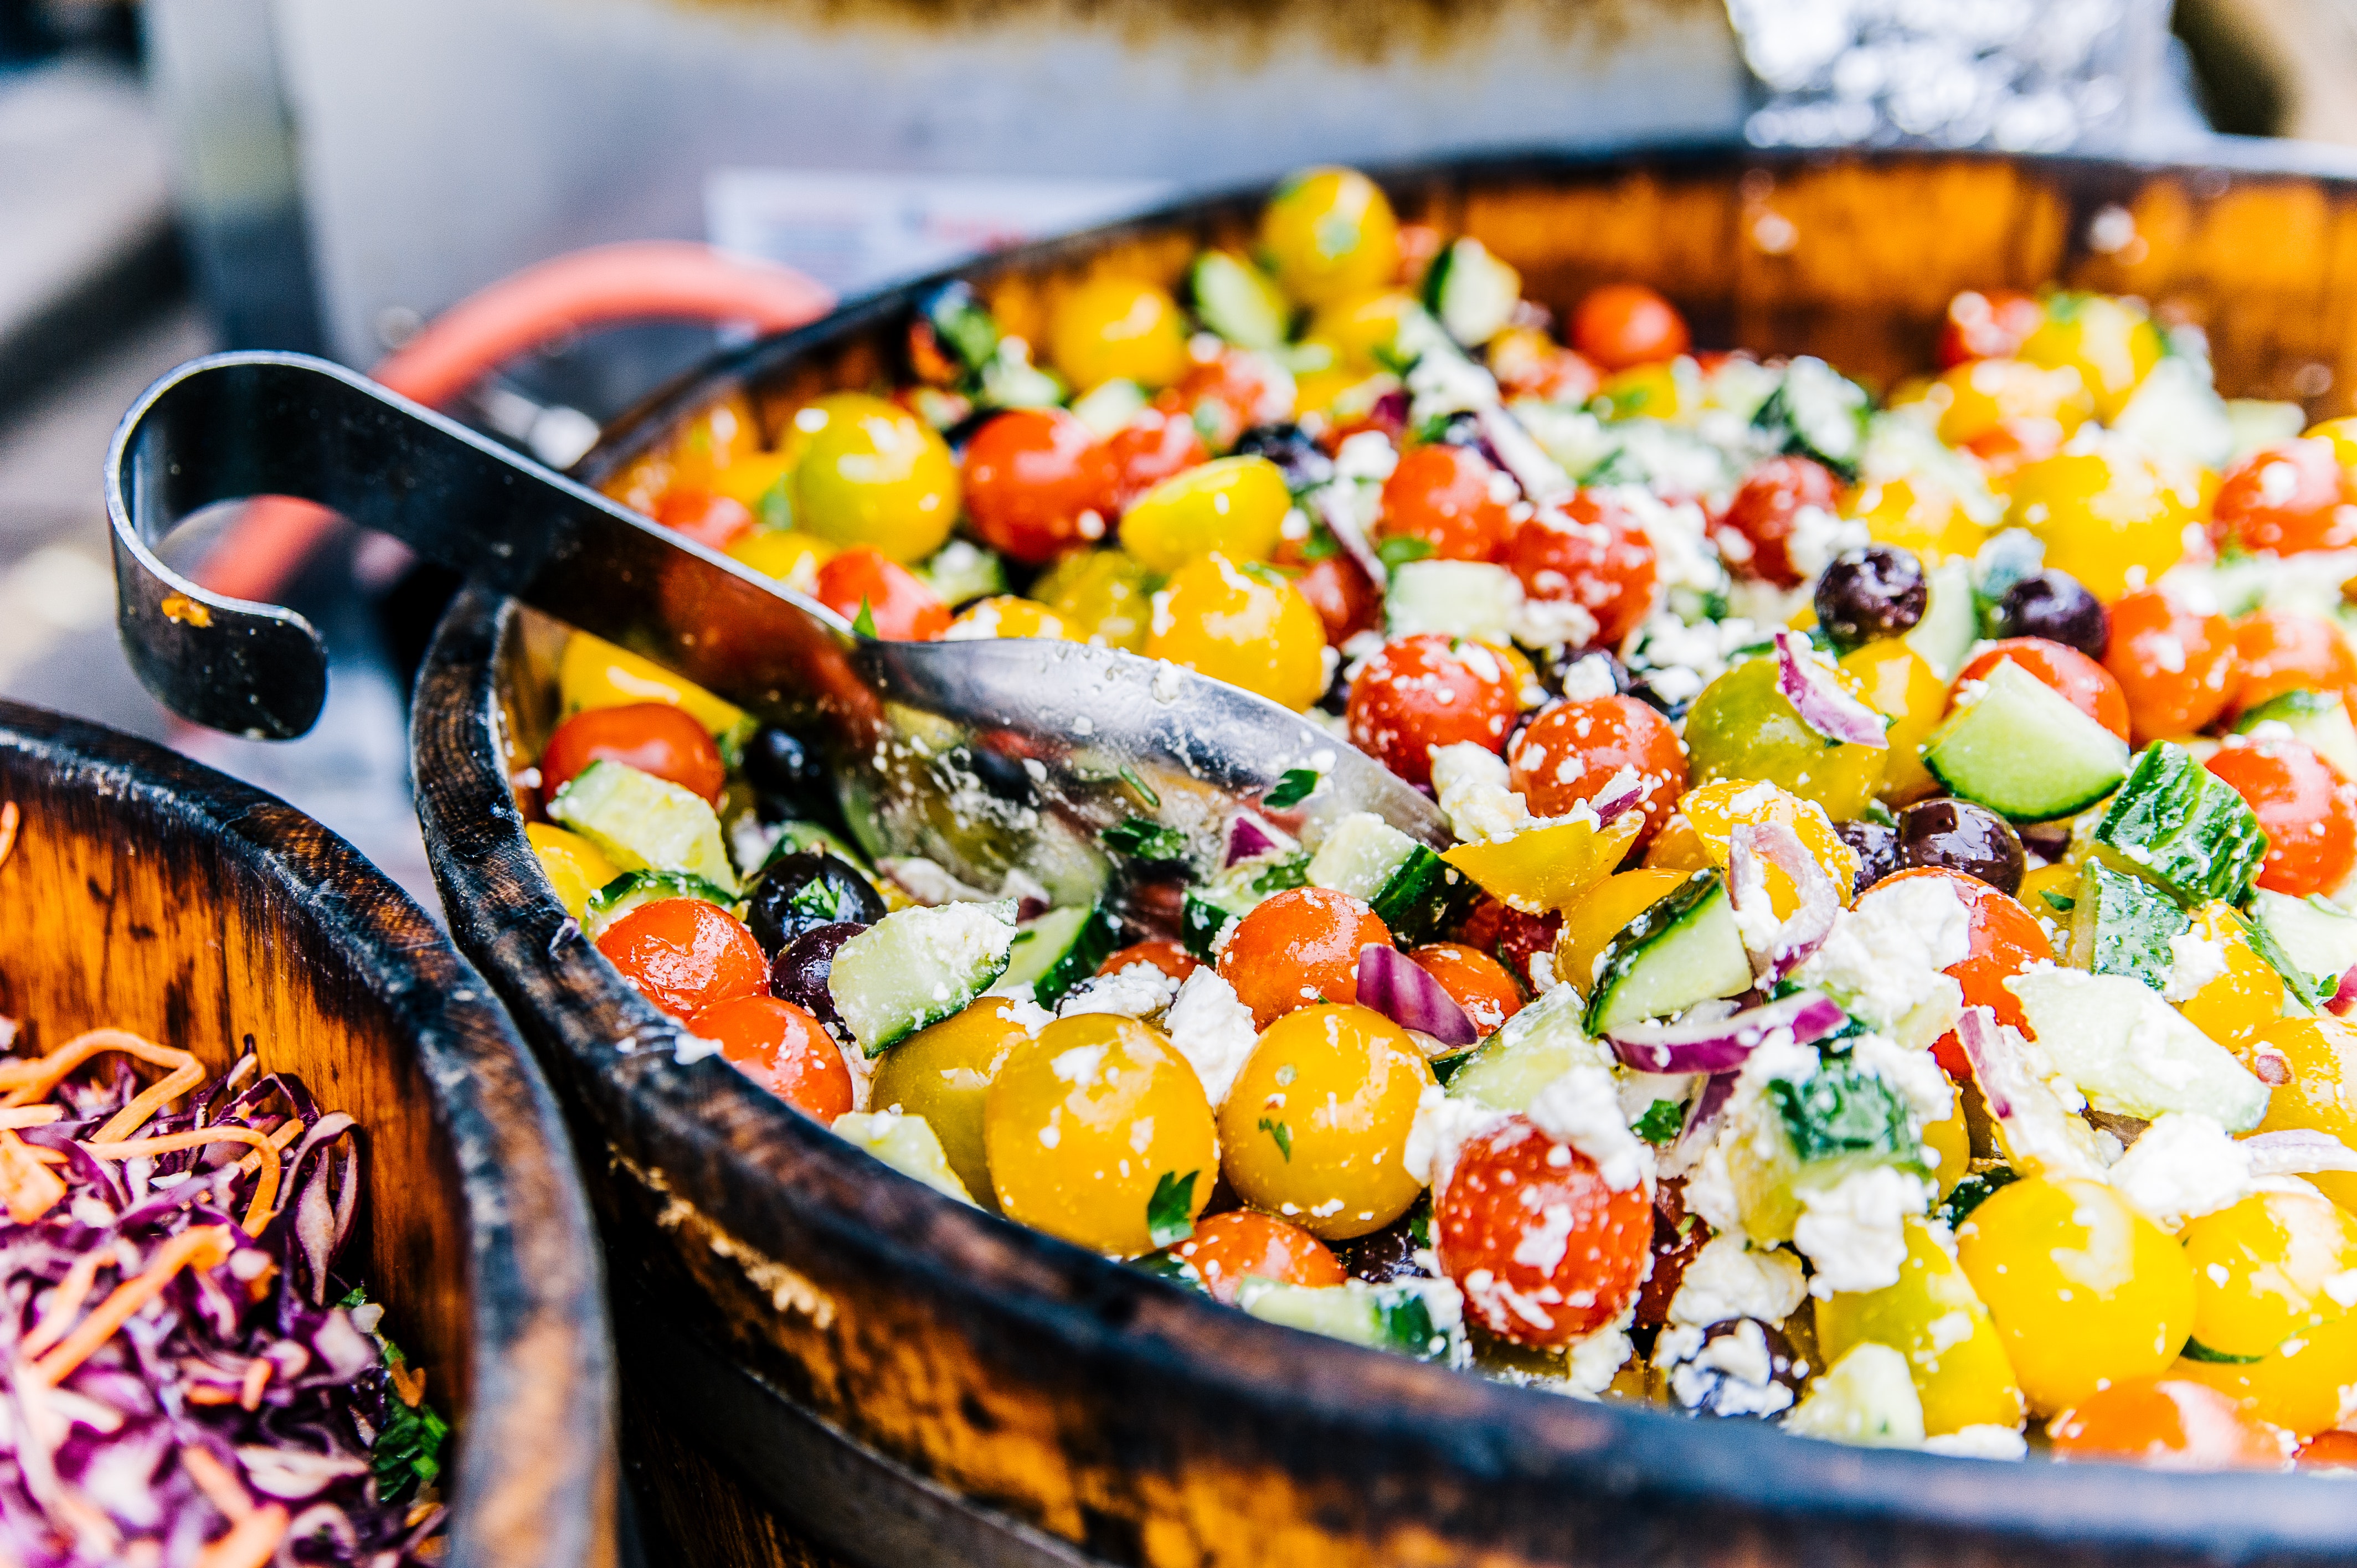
left=106, top=352, right=1443, bottom=924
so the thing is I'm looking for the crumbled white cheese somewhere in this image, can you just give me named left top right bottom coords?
left=1784, top=503, right=1869, bottom=580
left=1799, top=876, right=1972, bottom=1029
left=1847, top=1030, right=1957, bottom=1129
left=1161, top=967, right=1258, bottom=1108
left=876, top=856, right=997, bottom=907
left=1681, top=1129, right=1744, bottom=1234
left=1404, top=343, right=1502, bottom=424
left=1561, top=1311, right=1638, bottom=1397
left=1920, top=1425, right=2030, bottom=1460
left=1430, top=742, right=1536, bottom=845
left=1057, top=963, right=1180, bottom=1021
left=2163, top=930, right=2232, bottom=1003
left=1526, top=1065, right=1653, bottom=1193
left=1555, top=653, right=1620, bottom=702
left=985, top=988, right=1057, bottom=1032
left=2106, top=1111, right=2266, bottom=1229
left=1793, top=1165, right=1931, bottom=1297
left=1332, top=430, right=1399, bottom=483
left=1622, top=613, right=1764, bottom=706
left=1664, top=1317, right=1795, bottom=1418
left=1614, top=488, right=1727, bottom=600
left=1403, top=1084, right=1512, bottom=1191
left=1665, top=1235, right=1808, bottom=1329
left=1508, top=594, right=1601, bottom=652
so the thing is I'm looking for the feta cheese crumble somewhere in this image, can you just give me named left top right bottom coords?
left=1056, top=963, right=1181, bottom=1021
left=1799, top=875, right=1972, bottom=1029
left=1161, top=967, right=1258, bottom=1107
left=1793, top=1165, right=1931, bottom=1297
left=1526, top=1064, right=1653, bottom=1193
left=1665, top=1235, right=1808, bottom=1329
left=2163, top=929, right=2231, bottom=1003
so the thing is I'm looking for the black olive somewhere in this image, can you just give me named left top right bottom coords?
left=1335, top=1215, right=1433, bottom=1285
left=769, top=921, right=864, bottom=1025
left=1536, top=646, right=1632, bottom=699
left=1231, top=423, right=1334, bottom=491
left=1992, top=569, right=2107, bottom=660
left=1833, top=818, right=1905, bottom=896
left=1813, top=545, right=1928, bottom=650
left=1662, top=1318, right=1808, bottom=1420
left=961, top=744, right=1037, bottom=806
left=746, top=851, right=886, bottom=955
left=742, top=726, right=828, bottom=820
left=1896, top=797, right=2025, bottom=895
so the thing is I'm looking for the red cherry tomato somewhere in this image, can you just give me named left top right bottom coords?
left=1282, top=551, right=1382, bottom=645
left=2049, top=1378, right=2288, bottom=1469
left=1880, top=868, right=2054, bottom=1079
left=1163, top=350, right=1285, bottom=453
left=2228, top=609, right=2357, bottom=721
left=1955, top=638, right=2130, bottom=742
left=960, top=409, right=1105, bottom=565
left=1457, top=898, right=1563, bottom=991
left=1166, top=1210, right=1344, bottom=1304
left=1505, top=493, right=1658, bottom=649
left=2207, top=736, right=2357, bottom=897
left=539, top=703, right=726, bottom=811
left=1408, top=942, right=1524, bottom=1033
left=596, top=898, right=769, bottom=1020
left=1713, top=456, right=1843, bottom=589
left=1936, top=289, right=2044, bottom=367
left=1090, top=409, right=1209, bottom=515
left=1346, top=633, right=1523, bottom=788
left=2210, top=440, right=2357, bottom=557
left=1507, top=695, right=1687, bottom=847
left=1216, top=886, right=1391, bottom=1029
left=2104, top=587, right=2236, bottom=744
left=653, top=489, right=758, bottom=551
left=1372, top=445, right=1516, bottom=564
left=690, top=994, right=853, bottom=1121
left=1098, top=940, right=1200, bottom=984
left=1571, top=284, right=1691, bottom=372
left=1435, top=1116, right=1651, bottom=1347
left=816, top=546, right=951, bottom=641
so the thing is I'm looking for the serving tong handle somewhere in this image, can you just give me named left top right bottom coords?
left=107, top=353, right=1442, bottom=920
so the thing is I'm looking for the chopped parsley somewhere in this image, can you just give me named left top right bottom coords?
left=2039, top=890, right=2076, bottom=912
left=1249, top=854, right=1310, bottom=894
left=1102, top=817, right=1188, bottom=862
left=1147, top=1170, right=1198, bottom=1248
left=852, top=599, right=878, bottom=638
left=1264, top=767, right=1321, bottom=809
left=1117, top=764, right=1161, bottom=809
left=2180, top=1337, right=2263, bottom=1365
left=1632, top=1099, right=1685, bottom=1146
left=1375, top=535, right=1433, bottom=569
left=1257, top=1117, right=1293, bottom=1160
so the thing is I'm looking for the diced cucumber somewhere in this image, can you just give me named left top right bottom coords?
left=2006, top=968, right=2269, bottom=1131
left=1305, top=812, right=1461, bottom=943
left=2111, top=354, right=2234, bottom=472
left=1753, top=357, right=1870, bottom=479
left=2249, top=888, right=2357, bottom=1000
left=1923, top=660, right=2129, bottom=822
left=1783, top=1343, right=1925, bottom=1447
left=1728, top=1061, right=1921, bottom=1244
left=917, top=539, right=1008, bottom=608
left=1447, top=984, right=1614, bottom=1111
left=976, top=342, right=1065, bottom=410
left=1383, top=560, right=1521, bottom=644
left=1904, top=559, right=1979, bottom=682
left=1234, top=1278, right=1458, bottom=1361
left=999, top=902, right=1121, bottom=1008
left=1179, top=853, right=1308, bottom=958
left=1069, top=378, right=1149, bottom=440
left=916, top=281, right=1000, bottom=375
left=1188, top=250, right=1291, bottom=352
left=2092, top=742, right=2268, bottom=906
left=1423, top=238, right=1521, bottom=348
left=2236, top=689, right=2357, bottom=781
left=583, top=869, right=740, bottom=940
left=830, top=1111, right=976, bottom=1205
left=548, top=759, right=739, bottom=894
left=2065, top=861, right=2189, bottom=992
left=1584, top=870, right=1754, bottom=1035
left=828, top=902, right=1017, bottom=1056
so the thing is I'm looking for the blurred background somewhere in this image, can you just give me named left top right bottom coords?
left=0, top=0, right=2340, bottom=907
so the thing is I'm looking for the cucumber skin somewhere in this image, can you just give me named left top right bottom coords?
left=1369, top=847, right=1466, bottom=946
left=1032, top=905, right=1123, bottom=1008
left=2094, top=742, right=2269, bottom=906
left=2068, top=862, right=2189, bottom=991
left=1922, top=661, right=2126, bottom=822
left=1583, top=869, right=1749, bottom=1035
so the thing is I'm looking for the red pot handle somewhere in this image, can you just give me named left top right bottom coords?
left=195, top=242, right=833, bottom=605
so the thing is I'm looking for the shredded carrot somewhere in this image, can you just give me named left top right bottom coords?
left=23, top=1250, right=106, bottom=1358
left=232, top=1116, right=302, bottom=1181
left=183, top=1384, right=238, bottom=1406
left=178, top=1445, right=253, bottom=1523
left=388, top=1354, right=426, bottom=1409
left=0, top=1029, right=205, bottom=1147
left=0, top=1132, right=63, bottom=1224
left=29, top=1225, right=234, bottom=1386
left=193, top=1502, right=286, bottom=1568
left=0, top=801, right=23, bottom=875
left=237, top=1357, right=270, bottom=1411
left=83, top=1127, right=281, bottom=1234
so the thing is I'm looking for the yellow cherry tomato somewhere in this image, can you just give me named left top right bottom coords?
left=558, top=631, right=747, bottom=735
left=1308, top=290, right=1417, bottom=375
left=661, top=394, right=763, bottom=492
left=1921, top=1095, right=1970, bottom=1201
left=1555, top=869, right=1688, bottom=996
left=2246, top=1015, right=2357, bottom=1216
left=1117, top=455, right=1293, bottom=572
left=1841, top=639, right=1948, bottom=808
left=2172, top=902, right=2285, bottom=1049
left=1145, top=554, right=1327, bottom=711
left=1258, top=167, right=1400, bottom=307
left=1682, top=655, right=1886, bottom=822
left=2018, top=861, right=2078, bottom=948
left=526, top=823, right=617, bottom=920
left=1932, top=358, right=2095, bottom=449
left=2308, top=416, right=2357, bottom=474
left=1048, top=276, right=1189, bottom=393
left=1033, top=548, right=1161, bottom=652
left=2018, top=293, right=2165, bottom=422
left=725, top=528, right=834, bottom=592
left=872, top=997, right=1030, bottom=1208
left=789, top=393, right=960, bottom=563
left=2004, top=446, right=2196, bottom=602
left=1218, top=1003, right=1433, bottom=1240
left=711, top=447, right=798, bottom=519
left=1815, top=1216, right=2025, bottom=1435
left=1955, top=1176, right=2195, bottom=1416
left=2170, top=1308, right=2357, bottom=1436
left=1676, top=779, right=1861, bottom=909
left=1642, top=814, right=1713, bottom=873
left=983, top=1014, right=1216, bottom=1256
left=1597, top=360, right=1682, bottom=421
left=1845, top=476, right=1988, bottom=567
left=2181, top=1189, right=2357, bottom=1357
left=943, top=596, right=1075, bottom=641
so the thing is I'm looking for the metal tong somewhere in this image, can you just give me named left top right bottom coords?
left=106, top=352, right=1443, bottom=924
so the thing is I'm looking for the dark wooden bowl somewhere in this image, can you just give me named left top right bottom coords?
left=0, top=701, right=615, bottom=1567
left=414, top=148, right=2357, bottom=1568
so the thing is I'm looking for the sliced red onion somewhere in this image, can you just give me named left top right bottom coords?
left=2243, top=1129, right=2357, bottom=1177
left=1727, top=822, right=1841, bottom=982
left=2331, top=964, right=2357, bottom=1016
left=1475, top=405, right=1574, bottom=506
left=1774, top=631, right=1888, bottom=749
left=1954, top=1007, right=2013, bottom=1120
left=1592, top=778, right=1647, bottom=825
left=1307, top=484, right=1388, bottom=589
left=1663, top=1070, right=1738, bottom=1175
left=1224, top=811, right=1296, bottom=866
left=1605, top=992, right=1846, bottom=1075
left=1356, top=945, right=1480, bottom=1047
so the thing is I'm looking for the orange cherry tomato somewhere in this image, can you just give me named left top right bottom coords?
left=539, top=702, right=727, bottom=810
left=1505, top=492, right=1658, bottom=649
left=2297, top=1430, right=2357, bottom=1469
left=1164, top=350, right=1286, bottom=453
left=1098, top=940, right=1201, bottom=984
left=1955, top=638, right=2130, bottom=742
left=1937, top=289, right=2045, bottom=368
left=1507, top=695, right=1687, bottom=847
left=1090, top=409, right=1208, bottom=516
left=960, top=409, right=1106, bottom=565
left=2228, top=610, right=2357, bottom=721
left=2104, top=587, right=2236, bottom=744
left=2049, top=1377, right=2288, bottom=1469
left=2207, top=736, right=2357, bottom=898
left=1346, top=633, right=1524, bottom=788
left=1167, top=1210, right=1345, bottom=1304
left=2210, top=440, right=2357, bottom=557
left=1280, top=550, right=1382, bottom=644
left=816, top=546, right=951, bottom=641
left=1457, top=898, right=1563, bottom=991
left=1408, top=942, right=1524, bottom=1033
left=1714, top=456, right=1842, bottom=589
left=1373, top=444, right=1517, bottom=564
left=1880, top=868, right=2054, bottom=1079
left=1571, top=283, right=1691, bottom=371
left=654, top=488, right=758, bottom=552
left=690, top=994, right=853, bottom=1121
left=596, top=898, right=769, bottom=1020
left=1216, top=886, right=1391, bottom=1029
left=1435, top=1116, right=1651, bottom=1347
